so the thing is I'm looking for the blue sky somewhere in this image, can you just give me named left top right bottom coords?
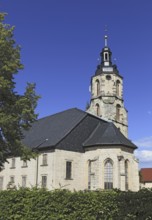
left=1, top=0, right=152, bottom=168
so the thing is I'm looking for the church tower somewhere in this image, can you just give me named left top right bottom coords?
left=88, top=35, right=128, bottom=137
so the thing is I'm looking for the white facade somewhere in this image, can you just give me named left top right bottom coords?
left=0, top=147, right=139, bottom=191
left=140, top=182, right=152, bottom=189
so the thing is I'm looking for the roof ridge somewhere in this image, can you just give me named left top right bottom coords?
left=99, top=122, right=111, bottom=138
left=109, top=123, right=137, bottom=147
left=37, top=108, right=79, bottom=122
left=109, top=123, right=123, bottom=144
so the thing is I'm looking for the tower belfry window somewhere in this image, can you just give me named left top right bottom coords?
left=104, top=53, right=108, bottom=61
left=96, top=80, right=100, bottom=95
left=116, top=104, right=121, bottom=121
left=116, top=80, right=120, bottom=96
left=95, top=103, right=100, bottom=116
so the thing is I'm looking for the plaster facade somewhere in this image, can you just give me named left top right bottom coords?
left=0, top=147, right=139, bottom=191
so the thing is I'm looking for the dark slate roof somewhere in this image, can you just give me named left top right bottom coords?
left=22, top=108, right=86, bottom=149
left=83, top=122, right=137, bottom=148
left=22, top=108, right=137, bottom=152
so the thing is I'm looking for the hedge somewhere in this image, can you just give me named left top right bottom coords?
left=0, top=188, right=151, bottom=219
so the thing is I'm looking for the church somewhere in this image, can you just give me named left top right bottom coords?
left=0, top=35, right=139, bottom=191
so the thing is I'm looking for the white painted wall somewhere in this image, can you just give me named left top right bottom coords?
left=0, top=146, right=139, bottom=191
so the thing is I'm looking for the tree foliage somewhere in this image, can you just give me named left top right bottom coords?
left=0, top=13, right=39, bottom=167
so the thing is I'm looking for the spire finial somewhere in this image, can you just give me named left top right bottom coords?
left=104, top=25, right=108, bottom=47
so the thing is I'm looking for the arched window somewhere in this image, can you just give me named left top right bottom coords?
left=95, top=103, right=100, bottom=116
left=96, top=80, right=100, bottom=96
left=104, top=52, right=109, bottom=61
left=104, top=159, right=113, bottom=189
left=116, top=80, right=120, bottom=96
left=125, top=160, right=129, bottom=190
left=116, top=104, right=121, bottom=121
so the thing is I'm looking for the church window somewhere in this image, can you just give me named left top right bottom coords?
left=104, top=159, right=113, bottom=189
left=96, top=79, right=100, bottom=95
left=10, top=176, right=15, bottom=184
left=88, top=160, right=96, bottom=190
left=22, top=176, right=27, bottom=188
left=22, top=160, right=27, bottom=167
left=11, top=158, right=15, bottom=169
left=125, top=160, right=129, bottom=190
left=41, top=175, right=47, bottom=188
left=116, top=80, right=120, bottom=96
left=66, top=161, right=72, bottom=179
left=88, top=161, right=91, bottom=190
left=0, top=177, right=3, bottom=190
left=116, top=104, right=121, bottom=121
left=42, top=154, right=48, bottom=166
left=95, top=103, right=100, bottom=116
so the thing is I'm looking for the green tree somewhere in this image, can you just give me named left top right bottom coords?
left=0, top=13, right=40, bottom=168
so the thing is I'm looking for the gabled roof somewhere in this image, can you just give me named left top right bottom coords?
left=140, top=168, right=152, bottom=183
left=22, top=108, right=137, bottom=152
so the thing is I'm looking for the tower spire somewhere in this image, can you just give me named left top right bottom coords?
left=104, top=25, right=108, bottom=47
left=104, top=35, right=108, bottom=47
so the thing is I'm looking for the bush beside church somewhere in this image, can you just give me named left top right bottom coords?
left=0, top=188, right=152, bottom=219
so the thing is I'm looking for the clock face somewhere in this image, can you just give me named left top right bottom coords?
left=102, top=67, right=113, bottom=72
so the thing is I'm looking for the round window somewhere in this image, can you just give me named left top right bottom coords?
left=106, top=75, right=111, bottom=80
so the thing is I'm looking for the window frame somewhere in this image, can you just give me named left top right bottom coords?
left=10, top=176, right=15, bottom=184
left=125, top=160, right=129, bottom=190
left=22, top=160, right=28, bottom=168
left=116, top=80, right=120, bottom=96
left=96, top=79, right=100, bottom=96
left=65, top=161, right=72, bottom=180
left=95, top=103, right=100, bottom=116
left=0, top=177, right=3, bottom=190
left=41, top=154, right=48, bottom=166
left=10, top=158, right=16, bottom=169
left=104, top=159, right=113, bottom=190
left=41, top=175, right=47, bottom=188
left=116, top=104, right=121, bottom=121
left=22, top=175, right=27, bottom=188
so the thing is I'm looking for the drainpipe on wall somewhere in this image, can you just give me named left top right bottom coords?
left=33, top=138, right=48, bottom=188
